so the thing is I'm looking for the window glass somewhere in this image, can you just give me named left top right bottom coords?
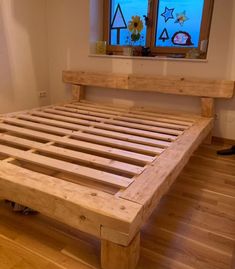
left=155, top=0, right=205, bottom=48
left=110, top=0, right=149, bottom=46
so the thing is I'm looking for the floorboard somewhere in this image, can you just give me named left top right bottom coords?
left=0, top=143, right=234, bottom=269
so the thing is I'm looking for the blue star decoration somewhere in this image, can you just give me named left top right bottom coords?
left=161, top=7, right=174, bottom=23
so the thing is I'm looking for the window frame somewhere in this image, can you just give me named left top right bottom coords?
left=103, top=0, right=214, bottom=57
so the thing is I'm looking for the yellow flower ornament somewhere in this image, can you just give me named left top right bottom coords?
left=128, top=16, right=144, bottom=42
left=128, top=16, right=143, bottom=33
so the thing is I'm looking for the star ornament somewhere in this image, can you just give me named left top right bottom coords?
left=175, top=11, right=189, bottom=26
left=161, top=7, right=174, bottom=23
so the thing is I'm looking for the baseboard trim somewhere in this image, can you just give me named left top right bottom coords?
left=212, top=136, right=235, bottom=145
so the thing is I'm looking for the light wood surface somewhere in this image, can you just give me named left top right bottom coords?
left=71, top=85, right=85, bottom=101
left=0, top=143, right=234, bottom=269
left=0, top=100, right=203, bottom=246
left=0, top=100, right=219, bottom=268
left=63, top=71, right=235, bottom=98
left=101, top=232, right=140, bottom=269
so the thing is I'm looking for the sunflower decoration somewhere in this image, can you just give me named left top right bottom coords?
left=128, top=16, right=144, bottom=43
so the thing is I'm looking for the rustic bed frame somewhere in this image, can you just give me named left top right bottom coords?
left=0, top=71, right=234, bottom=269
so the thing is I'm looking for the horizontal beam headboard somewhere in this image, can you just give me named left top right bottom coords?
left=63, top=71, right=234, bottom=99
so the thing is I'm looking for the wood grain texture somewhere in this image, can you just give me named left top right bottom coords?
left=63, top=71, right=235, bottom=98
left=101, top=232, right=140, bottom=269
left=0, top=143, right=234, bottom=269
left=71, top=85, right=86, bottom=101
left=0, top=162, right=143, bottom=242
left=0, top=100, right=213, bottom=250
left=120, top=117, right=213, bottom=221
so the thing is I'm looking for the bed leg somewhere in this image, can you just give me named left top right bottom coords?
left=204, top=133, right=213, bottom=144
left=101, top=232, right=140, bottom=269
left=71, top=85, right=86, bottom=101
left=201, top=98, right=214, bottom=145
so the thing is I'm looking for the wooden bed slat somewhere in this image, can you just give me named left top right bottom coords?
left=78, top=101, right=198, bottom=122
left=42, top=108, right=172, bottom=148
left=102, top=119, right=183, bottom=136
left=0, top=144, right=133, bottom=188
left=28, top=112, right=164, bottom=155
left=45, top=107, right=106, bottom=122
left=70, top=102, right=197, bottom=124
left=112, top=116, right=188, bottom=131
left=34, top=110, right=183, bottom=136
left=122, top=112, right=194, bottom=127
left=0, top=133, right=143, bottom=175
left=18, top=114, right=176, bottom=142
left=0, top=122, right=154, bottom=164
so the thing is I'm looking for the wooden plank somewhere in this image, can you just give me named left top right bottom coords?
left=56, top=104, right=193, bottom=127
left=36, top=109, right=183, bottom=136
left=71, top=101, right=197, bottom=123
left=122, top=112, right=194, bottom=127
left=0, top=133, right=143, bottom=176
left=45, top=107, right=107, bottom=122
left=0, top=144, right=133, bottom=188
left=113, top=115, right=189, bottom=131
left=29, top=112, right=165, bottom=154
left=43, top=109, right=171, bottom=148
left=18, top=114, right=177, bottom=142
left=0, top=162, right=143, bottom=243
left=101, top=232, right=140, bottom=269
left=63, top=71, right=129, bottom=90
left=0, top=121, right=154, bottom=164
left=102, top=119, right=183, bottom=136
left=120, top=117, right=214, bottom=221
left=63, top=71, right=235, bottom=98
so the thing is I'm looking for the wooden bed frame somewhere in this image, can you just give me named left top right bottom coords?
left=0, top=71, right=234, bottom=269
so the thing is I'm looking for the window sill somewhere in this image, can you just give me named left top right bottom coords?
left=89, top=54, right=208, bottom=63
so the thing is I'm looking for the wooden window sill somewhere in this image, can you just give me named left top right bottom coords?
left=88, top=54, right=208, bottom=63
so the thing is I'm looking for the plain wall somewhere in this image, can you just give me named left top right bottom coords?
left=47, top=0, right=235, bottom=140
left=0, top=0, right=50, bottom=113
left=0, top=0, right=234, bottom=139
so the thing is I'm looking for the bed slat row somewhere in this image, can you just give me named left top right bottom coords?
left=0, top=101, right=195, bottom=194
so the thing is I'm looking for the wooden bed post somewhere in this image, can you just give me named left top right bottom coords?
left=101, top=232, right=140, bottom=269
left=71, top=85, right=86, bottom=101
left=201, top=97, right=215, bottom=144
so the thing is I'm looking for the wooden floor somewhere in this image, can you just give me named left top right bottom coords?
left=0, top=142, right=234, bottom=269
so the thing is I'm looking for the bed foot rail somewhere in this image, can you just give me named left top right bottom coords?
left=101, top=232, right=140, bottom=269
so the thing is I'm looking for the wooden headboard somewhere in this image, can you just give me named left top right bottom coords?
left=62, top=70, right=235, bottom=118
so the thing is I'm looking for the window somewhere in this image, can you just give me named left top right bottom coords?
left=103, top=0, right=214, bottom=58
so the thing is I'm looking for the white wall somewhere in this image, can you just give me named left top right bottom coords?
left=0, top=0, right=234, bottom=139
left=0, top=0, right=50, bottom=114
left=46, top=0, right=235, bottom=140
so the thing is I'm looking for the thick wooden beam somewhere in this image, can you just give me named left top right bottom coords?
left=201, top=97, right=215, bottom=117
left=63, top=71, right=235, bottom=99
left=120, top=117, right=213, bottom=222
left=201, top=98, right=215, bottom=144
left=0, top=162, right=142, bottom=245
left=71, top=85, right=86, bottom=101
left=101, top=232, right=140, bottom=269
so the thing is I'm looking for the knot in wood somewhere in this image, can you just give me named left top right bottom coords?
left=80, top=215, right=86, bottom=221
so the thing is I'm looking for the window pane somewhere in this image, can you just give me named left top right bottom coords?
left=110, top=0, right=148, bottom=46
left=155, top=0, right=205, bottom=48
